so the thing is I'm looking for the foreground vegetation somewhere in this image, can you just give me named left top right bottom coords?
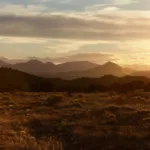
left=0, top=91, right=149, bottom=150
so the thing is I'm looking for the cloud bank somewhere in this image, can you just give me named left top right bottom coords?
left=0, top=0, right=150, bottom=65
left=0, top=12, right=150, bottom=41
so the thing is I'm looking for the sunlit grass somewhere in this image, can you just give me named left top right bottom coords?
left=0, top=91, right=149, bottom=149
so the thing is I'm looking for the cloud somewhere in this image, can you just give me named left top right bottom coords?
left=113, top=0, right=138, bottom=5
left=0, top=12, right=150, bottom=41
left=0, top=0, right=150, bottom=65
left=32, top=0, right=52, bottom=2
left=0, top=36, right=49, bottom=44
left=59, top=0, right=73, bottom=4
left=0, top=0, right=149, bottom=13
left=46, top=40, right=85, bottom=53
left=70, top=43, right=120, bottom=54
left=102, top=7, right=120, bottom=11
left=0, top=4, right=47, bottom=15
left=48, top=53, right=116, bottom=64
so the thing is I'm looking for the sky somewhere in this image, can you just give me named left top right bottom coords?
left=0, top=0, right=150, bottom=65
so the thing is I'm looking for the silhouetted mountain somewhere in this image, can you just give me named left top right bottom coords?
left=89, top=61, right=124, bottom=77
left=0, top=67, right=38, bottom=91
left=0, top=52, right=113, bottom=65
left=0, top=57, right=9, bottom=63
left=56, top=62, right=125, bottom=79
left=12, top=60, right=57, bottom=76
left=124, top=64, right=150, bottom=71
left=0, top=67, right=55, bottom=92
left=0, top=56, right=28, bottom=64
left=132, top=71, right=150, bottom=78
left=122, top=67, right=135, bottom=74
left=2, top=58, right=150, bottom=80
left=8, top=60, right=98, bottom=77
left=0, top=60, right=10, bottom=67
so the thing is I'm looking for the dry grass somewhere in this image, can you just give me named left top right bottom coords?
left=0, top=91, right=149, bottom=150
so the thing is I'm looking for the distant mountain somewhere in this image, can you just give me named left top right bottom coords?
left=0, top=57, right=9, bottom=63
left=132, top=71, right=150, bottom=78
left=55, top=62, right=125, bottom=79
left=0, top=56, right=28, bottom=64
left=11, top=60, right=56, bottom=76
left=0, top=60, right=10, bottom=67
left=8, top=60, right=98, bottom=77
left=2, top=58, right=150, bottom=80
left=0, top=53, right=113, bottom=65
left=124, top=64, right=150, bottom=71
left=42, top=53, right=114, bottom=64
left=89, top=62, right=124, bottom=77
left=122, top=67, right=135, bottom=75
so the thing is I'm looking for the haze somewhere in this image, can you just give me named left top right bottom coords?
left=0, top=0, right=150, bottom=66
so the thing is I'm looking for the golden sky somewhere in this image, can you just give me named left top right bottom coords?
left=0, top=0, right=150, bottom=65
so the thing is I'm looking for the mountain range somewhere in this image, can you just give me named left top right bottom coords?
left=0, top=59, right=99, bottom=77
left=0, top=58, right=150, bottom=79
left=0, top=53, right=114, bottom=64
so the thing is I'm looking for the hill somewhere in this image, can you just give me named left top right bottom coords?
left=0, top=67, right=54, bottom=92
left=0, top=67, right=150, bottom=93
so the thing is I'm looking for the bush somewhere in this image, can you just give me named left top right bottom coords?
left=44, top=95, right=63, bottom=106
left=143, top=117, right=150, bottom=123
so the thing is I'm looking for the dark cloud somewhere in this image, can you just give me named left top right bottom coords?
left=0, top=14, right=150, bottom=41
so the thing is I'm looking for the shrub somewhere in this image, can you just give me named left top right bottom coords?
left=44, top=95, right=63, bottom=106
left=143, top=117, right=150, bottom=123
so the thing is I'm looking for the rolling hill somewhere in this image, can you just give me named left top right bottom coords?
left=0, top=67, right=149, bottom=92
left=0, top=67, right=55, bottom=92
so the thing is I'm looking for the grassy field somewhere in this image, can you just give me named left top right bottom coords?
left=0, top=91, right=149, bottom=150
